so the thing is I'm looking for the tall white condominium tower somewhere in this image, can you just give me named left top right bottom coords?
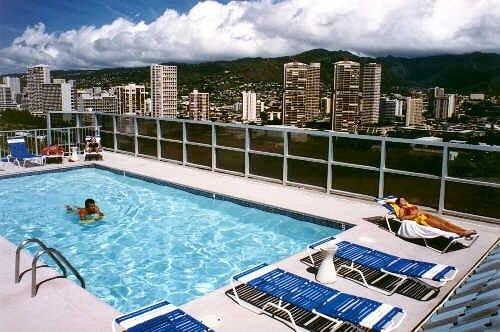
left=405, top=97, right=424, bottom=126
left=116, top=83, right=146, bottom=115
left=332, top=61, right=361, bottom=132
left=0, top=85, right=16, bottom=110
left=361, top=63, right=382, bottom=125
left=242, top=91, right=257, bottom=122
left=41, top=79, right=76, bottom=113
left=27, top=64, right=51, bottom=115
left=2, top=76, right=21, bottom=103
left=282, top=62, right=320, bottom=126
left=189, top=90, right=209, bottom=120
left=150, top=64, right=177, bottom=118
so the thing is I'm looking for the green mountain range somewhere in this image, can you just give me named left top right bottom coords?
left=50, top=49, right=500, bottom=95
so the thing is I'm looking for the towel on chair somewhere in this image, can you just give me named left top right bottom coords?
left=397, top=220, right=459, bottom=240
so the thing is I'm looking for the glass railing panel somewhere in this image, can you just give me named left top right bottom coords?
left=160, top=121, right=183, bottom=141
left=161, top=141, right=183, bottom=161
left=116, top=117, right=135, bottom=135
left=117, top=134, right=134, bottom=152
left=250, top=129, right=283, bottom=154
left=50, top=113, right=76, bottom=128
left=448, top=149, right=500, bottom=184
left=333, top=137, right=380, bottom=167
left=100, top=132, right=114, bottom=149
left=288, top=159, right=327, bottom=188
left=216, top=148, right=245, bottom=173
left=386, top=142, right=442, bottom=176
left=249, top=153, right=283, bottom=180
left=97, top=114, right=114, bottom=131
left=288, top=133, right=328, bottom=160
left=77, top=113, right=96, bottom=127
left=445, top=182, right=500, bottom=219
left=187, top=144, right=211, bottom=167
left=138, top=137, right=157, bottom=157
left=332, top=165, right=378, bottom=196
left=384, top=173, right=440, bottom=208
left=137, top=119, right=157, bottom=137
left=186, top=123, right=211, bottom=145
left=216, top=126, right=245, bottom=149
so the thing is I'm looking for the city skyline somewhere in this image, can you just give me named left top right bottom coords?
left=0, top=0, right=499, bottom=74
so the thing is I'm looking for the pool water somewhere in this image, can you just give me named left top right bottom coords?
left=0, top=167, right=340, bottom=313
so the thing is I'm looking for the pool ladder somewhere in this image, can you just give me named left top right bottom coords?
left=15, top=238, right=85, bottom=297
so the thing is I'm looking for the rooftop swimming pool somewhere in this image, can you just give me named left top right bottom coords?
left=0, top=167, right=342, bottom=313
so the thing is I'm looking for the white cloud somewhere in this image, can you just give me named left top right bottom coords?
left=1, top=0, right=499, bottom=73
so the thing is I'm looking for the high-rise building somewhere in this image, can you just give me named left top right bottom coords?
left=361, top=63, right=382, bottom=125
left=320, top=97, right=331, bottom=115
left=79, top=88, right=118, bottom=113
left=150, top=64, right=177, bottom=118
left=242, top=91, right=257, bottom=122
left=380, top=97, right=404, bottom=123
left=2, top=76, right=21, bottom=103
left=115, top=84, right=146, bottom=115
left=434, top=94, right=456, bottom=120
left=0, top=84, right=17, bottom=110
left=282, top=61, right=321, bottom=126
left=41, top=79, right=76, bottom=113
left=331, top=61, right=361, bottom=132
left=188, top=90, right=209, bottom=120
left=26, top=64, right=50, bottom=115
left=306, top=63, right=321, bottom=121
left=405, top=97, right=424, bottom=126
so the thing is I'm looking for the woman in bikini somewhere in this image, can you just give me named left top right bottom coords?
left=395, top=197, right=476, bottom=237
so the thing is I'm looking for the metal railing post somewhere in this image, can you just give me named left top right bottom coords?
left=113, top=115, right=118, bottom=152
left=156, top=119, right=161, bottom=160
left=34, top=130, right=38, bottom=155
left=245, top=127, right=250, bottom=177
left=283, top=130, right=288, bottom=185
left=378, top=139, right=386, bottom=198
left=75, top=113, right=81, bottom=147
left=211, top=124, right=216, bottom=171
left=438, top=145, right=448, bottom=214
left=134, top=116, right=138, bottom=156
left=327, top=133, right=333, bottom=193
left=182, top=122, right=187, bottom=165
left=67, top=127, right=71, bottom=150
left=47, top=113, right=52, bottom=145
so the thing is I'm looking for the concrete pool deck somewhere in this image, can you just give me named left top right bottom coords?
left=0, top=151, right=498, bottom=331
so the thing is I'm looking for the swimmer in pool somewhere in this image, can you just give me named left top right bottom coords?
left=66, top=198, right=104, bottom=222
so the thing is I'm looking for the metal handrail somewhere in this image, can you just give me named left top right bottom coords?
left=15, top=238, right=67, bottom=283
left=14, top=238, right=85, bottom=297
left=31, top=247, right=85, bottom=297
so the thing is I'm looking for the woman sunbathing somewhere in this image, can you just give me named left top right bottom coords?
left=395, top=197, right=476, bottom=237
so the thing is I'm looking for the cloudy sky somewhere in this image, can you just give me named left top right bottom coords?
left=0, top=0, right=499, bottom=74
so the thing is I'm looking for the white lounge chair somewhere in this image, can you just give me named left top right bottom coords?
left=112, top=300, right=213, bottom=332
left=376, top=195, right=479, bottom=253
left=303, top=236, right=457, bottom=297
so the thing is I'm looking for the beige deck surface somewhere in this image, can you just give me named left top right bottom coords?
left=0, top=152, right=498, bottom=332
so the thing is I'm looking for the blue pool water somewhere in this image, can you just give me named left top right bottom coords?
left=0, top=167, right=341, bottom=313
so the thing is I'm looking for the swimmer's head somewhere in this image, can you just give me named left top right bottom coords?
left=85, top=198, right=97, bottom=212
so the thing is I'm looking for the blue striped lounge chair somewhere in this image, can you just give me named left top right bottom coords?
left=305, top=236, right=457, bottom=296
left=112, top=300, right=213, bottom=332
left=229, top=263, right=406, bottom=332
left=375, top=195, right=479, bottom=253
left=3, top=137, right=45, bottom=167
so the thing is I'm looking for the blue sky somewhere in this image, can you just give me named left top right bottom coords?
left=0, top=0, right=230, bottom=47
left=0, top=0, right=498, bottom=74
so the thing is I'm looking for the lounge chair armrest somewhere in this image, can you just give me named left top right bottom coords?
left=383, top=310, right=406, bottom=332
left=308, top=236, right=339, bottom=250
left=232, top=263, right=269, bottom=281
